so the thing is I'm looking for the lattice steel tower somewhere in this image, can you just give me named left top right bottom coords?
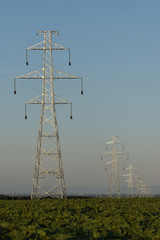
left=14, top=30, right=83, bottom=199
left=101, top=136, right=128, bottom=197
left=124, top=164, right=134, bottom=197
left=135, top=173, right=140, bottom=196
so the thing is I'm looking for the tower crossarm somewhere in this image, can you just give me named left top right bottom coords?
left=103, top=151, right=113, bottom=156
left=105, top=161, right=112, bottom=165
left=26, top=42, right=71, bottom=66
left=14, top=69, right=83, bottom=95
left=123, top=174, right=129, bottom=177
left=26, top=42, right=70, bottom=51
left=116, top=151, right=128, bottom=156
left=26, top=30, right=71, bottom=66
left=25, top=95, right=73, bottom=119
left=52, top=69, right=83, bottom=94
left=15, top=69, right=43, bottom=79
left=102, top=151, right=128, bottom=156
left=37, top=30, right=59, bottom=37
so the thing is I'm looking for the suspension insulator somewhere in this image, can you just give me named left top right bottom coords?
left=81, top=91, right=83, bottom=95
left=69, top=62, right=71, bottom=66
left=25, top=115, right=27, bottom=120
left=26, top=62, right=28, bottom=65
left=14, top=90, right=16, bottom=95
left=70, top=116, right=72, bottom=119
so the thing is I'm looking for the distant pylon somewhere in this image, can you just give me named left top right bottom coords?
left=136, top=176, right=151, bottom=197
left=101, top=136, right=128, bottom=197
left=14, top=30, right=83, bottom=199
left=135, top=173, right=140, bottom=196
left=124, top=164, right=134, bottom=197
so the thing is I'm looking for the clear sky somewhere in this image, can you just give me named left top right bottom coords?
left=0, top=0, right=160, bottom=194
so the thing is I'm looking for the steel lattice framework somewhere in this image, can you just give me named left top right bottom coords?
left=101, top=136, right=128, bottom=197
left=124, top=164, right=134, bottom=197
left=135, top=174, right=151, bottom=197
left=14, top=30, right=83, bottom=199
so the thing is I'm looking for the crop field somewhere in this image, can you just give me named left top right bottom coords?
left=0, top=198, right=160, bottom=239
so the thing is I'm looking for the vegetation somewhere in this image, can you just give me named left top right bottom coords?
left=0, top=198, right=160, bottom=239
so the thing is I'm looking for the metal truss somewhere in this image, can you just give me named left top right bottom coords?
left=101, top=136, right=128, bottom=197
left=14, top=30, right=83, bottom=199
left=123, top=164, right=134, bottom=197
left=135, top=174, right=151, bottom=197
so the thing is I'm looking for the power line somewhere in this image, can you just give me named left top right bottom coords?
left=0, top=52, right=25, bottom=65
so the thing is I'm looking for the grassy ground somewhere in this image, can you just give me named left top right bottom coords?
left=0, top=198, right=160, bottom=239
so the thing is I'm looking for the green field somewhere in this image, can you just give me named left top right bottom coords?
left=0, top=198, right=160, bottom=239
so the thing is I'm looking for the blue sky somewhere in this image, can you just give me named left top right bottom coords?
left=0, top=0, right=160, bottom=194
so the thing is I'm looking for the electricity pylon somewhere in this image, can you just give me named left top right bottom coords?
left=101, top=136, right=128, bottom=197
left=14, top=30, right=83, bottom=199
left=136, top=176, right=151, bottom=198
left=123, top=164, right=134, bottom=197
left=135, top=173, right=141, bottom=196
